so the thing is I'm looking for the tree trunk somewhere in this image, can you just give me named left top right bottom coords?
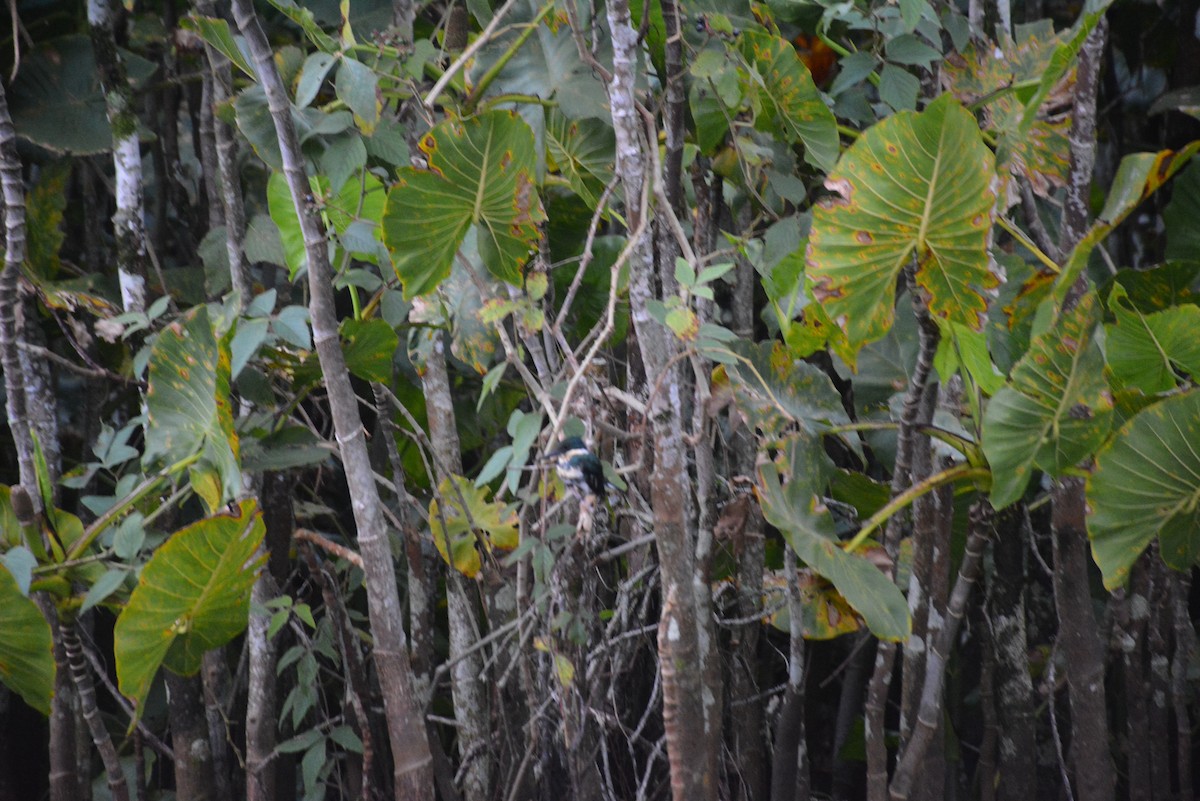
left=983, top=505, right=1037, bottom=801
left=166, top=672, right=216, bottom=801
left=418, top=336, right=491, bottom=801
left=88, top=0, right=150, bottom=313
left=60, top=621, right=129, bottom=801
left=1051, top=17, right=1115, bottom=801
left=229, top=5, right=435, bottom=798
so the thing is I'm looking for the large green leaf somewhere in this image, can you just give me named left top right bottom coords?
left=1088, top=390, right=1200, bottom=588
left=757, top=435, right=910, bottom=642
left=806, top=94, right=997, bottom=355
left=1105, top=284, right=1200, bottom=394
left=9, top=35, right=156, bottom=156
left=739, top=30, right=839, bottom=172
left=382, top=111, right=545, bottom=298
left=0, top=564, right=54, bottom=715
left=114, top=501, right=265, bottom=712
left=982, top=294, right=1112, bottom=509
left=472, top=9, right=610, bottom=121
left=1163, top=162, right=1200, bottom=262
left=143, top=307, right=241, bottom=513
left=340, top=318, right=397, bottom=383
left=180, top=16, right=256, bottom=79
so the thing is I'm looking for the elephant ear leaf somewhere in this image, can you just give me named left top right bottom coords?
left=806, top=93, right=998, bottom=358
left=382, top=111, right=545, bottom=299
left=982, top=293, right=1113, bottom=509
left=143, top=307, right=241, bottom=513
left=1088, top=390, right=1200, bottom=589
left=115, top=501, right=265, bottom=714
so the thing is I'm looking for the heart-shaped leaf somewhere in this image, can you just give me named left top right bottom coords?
left=115, top=501, right=265, bottom=712
left=724, top=340, right=849, bottom=432
left=806, top=94, right=997, bottom=355
left=1088, top=390, right=1200, bottom=588
left=982, top=293, right=1113, bottom=509
left=382, top=111, right=545, bottom=298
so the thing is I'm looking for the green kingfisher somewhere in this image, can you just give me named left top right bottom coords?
left=550, top=437, right=608, bottom=500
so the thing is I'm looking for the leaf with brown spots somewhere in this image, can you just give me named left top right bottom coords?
left=143, top=307, right=241, bottom=512
left=981, top=293, right=1112, bottom=509
left=806, top=94, right=998, bottom=357
left=739, top=30, right=839, bottom=172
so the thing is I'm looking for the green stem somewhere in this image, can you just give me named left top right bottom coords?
left=464, top=1, right=556, bottom=112
left=819, top=34, right=880, bottom=87
left=65, top=454, right=199, bottom=562
left=842, top=464, right=989, bottom=553
left=997, top=215, right=1061, bottom=274
left=822, top=421, right=979, bottom=463
left=967, top=78, right=1042, bottom=113
left=476, top=93, right=557, bottom=111
left=837, top=123, right=861, bottom=140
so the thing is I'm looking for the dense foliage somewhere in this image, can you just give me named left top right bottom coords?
left=0, top=1, right=1198, bottom=801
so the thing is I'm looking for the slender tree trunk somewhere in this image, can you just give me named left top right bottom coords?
left=1051, top=18, right=1115, bottom=801
left=771, top=545, right=810, bottom=801
left=0, top=78, right=35, bottom=495
left=866, top=277, right=939, bottom=801
left=601, top=1, right=721, bottom=797
left=900, top=385, right=946, bottom=801
left=983, top=505, right=1037, bottom=800
left=196, top=0, right=250, bottom=306
left=60, top=621, right=129, bottom=801
left=418, top=337, right=491, bottom=801
left=1172, top=572, right=1194, bottom=799
left=889, top=500, right=992, bottom=800
left=229, top=5, right=435, bottom=798
left=1144, top=559, right=1172, bottom=801
left=730, top=213, right=766, bottom=801
left=166, top=672, right=216, bottom=801
left=88, top=0, right=150, bottom=312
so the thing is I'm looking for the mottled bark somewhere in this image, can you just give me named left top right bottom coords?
left=0, top=78, right=34, bottom=495
left=60, top=621, right=128, bottom=801
left=983, top=505, right=1037, bottom=801
left=88, top=0, right=149, bottom=312
left=731, top=233, right=765, bottom=801
left=200, top=652, right=234, bottom=801
left=866, top=277, right=940, bottom=801
left=1172, top=572, right=1194, bottom=800
left=229, top=5, right=434, bottom=798
left=166, top=672, right=215, bottom=801
left=195, top=0, right=250, bottom=306
left=602, top=1, right=721, bottom=797
left=899, top=383, right=943, bottom=801
left=771, top=545, right=810, bottom=801
left=419, top=337, right=490, bottom=801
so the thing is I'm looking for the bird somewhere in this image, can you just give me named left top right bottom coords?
left=549, top=436, right=608, bottom=500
